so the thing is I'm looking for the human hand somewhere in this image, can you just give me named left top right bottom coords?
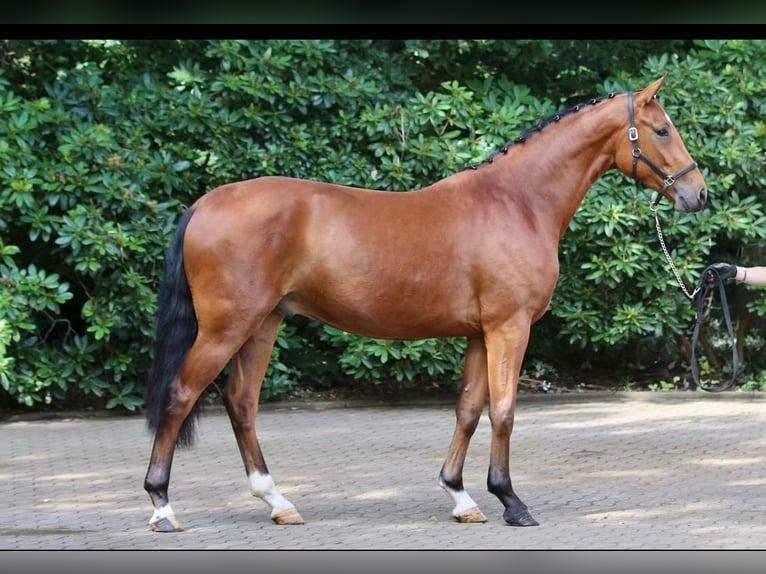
left=707, top=262, right=737, bottom=281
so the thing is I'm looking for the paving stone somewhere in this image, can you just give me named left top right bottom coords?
left=1, top=392, right=764, bottom=549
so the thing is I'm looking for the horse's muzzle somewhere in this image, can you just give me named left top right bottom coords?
left=676, top=186, right=707, bottom=213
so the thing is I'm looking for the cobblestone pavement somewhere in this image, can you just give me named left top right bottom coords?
left=1, top=391, right=765, bottom=550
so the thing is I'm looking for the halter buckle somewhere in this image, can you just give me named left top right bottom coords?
left=628, top=127, right=639, bottom=142
left=663, top=175, right=675, bottom=189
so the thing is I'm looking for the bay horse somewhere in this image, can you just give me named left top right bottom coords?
left=143, top=76, right=707, bottom=532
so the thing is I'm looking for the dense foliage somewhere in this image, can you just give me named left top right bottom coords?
left=2, top=39, right=765, bottom=411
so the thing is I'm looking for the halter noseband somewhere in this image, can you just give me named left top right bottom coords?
left=627, top=91, right=698, bottom=208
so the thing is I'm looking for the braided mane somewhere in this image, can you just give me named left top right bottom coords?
left=465, top=91, right=624, bottom=171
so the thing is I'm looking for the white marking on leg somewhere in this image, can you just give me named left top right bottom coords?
left=149, top=503, right=176, bottom=524
left=439, top=478, right=480, bottom=516
left=249, top=471, right=296, bottom=517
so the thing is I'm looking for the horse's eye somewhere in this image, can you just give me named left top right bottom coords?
left=655, top=128, right=669, bottom=137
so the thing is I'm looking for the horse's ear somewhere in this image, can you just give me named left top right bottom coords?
left=636, top=76, right=666, bottom=105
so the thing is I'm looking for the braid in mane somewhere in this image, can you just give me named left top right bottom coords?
left=464, top=91, right=622, bottom=171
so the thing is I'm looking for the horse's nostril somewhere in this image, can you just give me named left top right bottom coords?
left=699, top=188, right=708, bottom=204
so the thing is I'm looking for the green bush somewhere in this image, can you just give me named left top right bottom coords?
left=540, top=40, right=766, bottom=381
left=1, top=39, right=764, bottom=412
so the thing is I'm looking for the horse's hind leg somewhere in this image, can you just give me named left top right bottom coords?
left=439, top=336, right=489, bottom=523
left=144, top=333, right=243, bottom=532
left=224, top=311, right=304, bottom=525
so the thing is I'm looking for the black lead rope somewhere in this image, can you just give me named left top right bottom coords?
left=690, top=265, right=740, bottom=392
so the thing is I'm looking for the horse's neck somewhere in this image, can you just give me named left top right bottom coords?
left=489, top=100, right=624, bottom=239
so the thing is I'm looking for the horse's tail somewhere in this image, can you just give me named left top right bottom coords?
left=145, top=207, right=200, bottom=447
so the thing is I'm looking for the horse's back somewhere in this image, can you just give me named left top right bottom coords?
left=188, top=175, right=469, bottom=256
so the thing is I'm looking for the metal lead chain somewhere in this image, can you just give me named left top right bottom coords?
left=652, top=205, right=700, bottom=300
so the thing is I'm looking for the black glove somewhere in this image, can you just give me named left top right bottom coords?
left=708, top=262, right=737, bottom=281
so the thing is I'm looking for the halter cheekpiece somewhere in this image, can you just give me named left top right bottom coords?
left=627, top=91, right=698, bottom=208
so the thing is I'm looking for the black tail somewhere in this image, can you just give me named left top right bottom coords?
left=146, top=208, right=200, bottom=447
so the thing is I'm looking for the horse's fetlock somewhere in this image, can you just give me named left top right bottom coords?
left=486, top=471, right=512, bottom=498
left=439, top=472, right=463, bottom=492
left=144, top=478, right=169, bottom=502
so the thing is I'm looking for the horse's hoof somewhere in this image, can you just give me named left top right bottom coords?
left=455, top=506, right=487, bottom=523
left=272, top=507, right=305, bottom=525
left=504, top=508, right=539, bottom=527
left=150, top=515, right=185, bottom=532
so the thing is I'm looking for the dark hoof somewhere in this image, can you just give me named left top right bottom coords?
left=504, top=508, right=539, bottom=527
left=150, top=515, right=185, bottom=532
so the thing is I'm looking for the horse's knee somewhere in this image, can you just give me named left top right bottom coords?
left=488, top=402, right=516, bottom=431
left=456, top=405, right=483, bottom=434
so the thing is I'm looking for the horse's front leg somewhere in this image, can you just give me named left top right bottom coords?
left=484, top=320, right=539, bottom=526
left=439, top=336, right=490, bottom=523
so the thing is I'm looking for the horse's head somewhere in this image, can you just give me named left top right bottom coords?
left=615, top=76, right=707, bottom=214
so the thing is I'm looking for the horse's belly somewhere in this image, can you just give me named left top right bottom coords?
left=278, top=290, right=481, bottom=340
